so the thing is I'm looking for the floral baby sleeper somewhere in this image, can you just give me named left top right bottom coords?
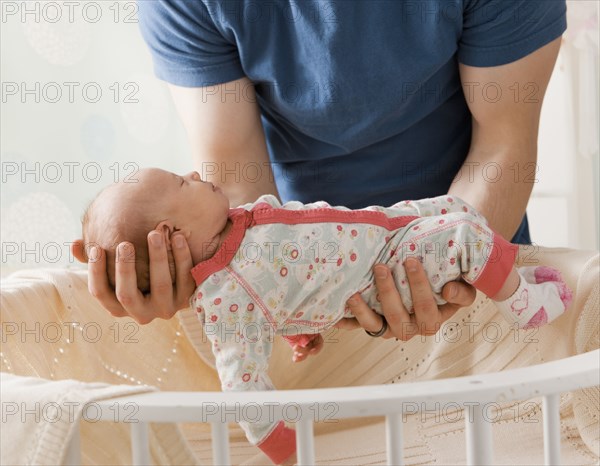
left=189, top=194, right=518, bottom=463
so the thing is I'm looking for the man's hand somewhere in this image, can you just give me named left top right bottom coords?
left=337, top=258, right=476, bottom=340
left=71, top=232, right=196, bottom=324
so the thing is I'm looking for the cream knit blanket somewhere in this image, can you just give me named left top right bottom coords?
left=0, top=372, right=157, bottom=465
left=1, top=246, right=598, bottom=465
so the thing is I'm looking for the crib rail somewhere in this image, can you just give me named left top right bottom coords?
left=67, top=349, right=600, bottom=466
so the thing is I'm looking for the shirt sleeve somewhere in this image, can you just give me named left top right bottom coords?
left=136, top=0, right=245, bottom=87
left=458, top=0, right=566, bottom=67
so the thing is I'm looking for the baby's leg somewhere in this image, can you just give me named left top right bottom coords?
left=386, top=211, right=492, bottom=312
left=493, top=266, right=573, bottom=329
left=390, top=212, right=572, bottom=329
left=449, top=216, right=573, bottom=329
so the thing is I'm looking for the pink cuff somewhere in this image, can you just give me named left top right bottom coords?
left=257, top=421, right=296, bottom=464
left=470, top=231, right=519, bottom=298
left=282, top=333, right=318, bottom=348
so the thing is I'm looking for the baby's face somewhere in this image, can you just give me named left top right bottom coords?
left=107, top=167, right=231, bottom=262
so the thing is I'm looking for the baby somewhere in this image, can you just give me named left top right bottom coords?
left=81, top=167, right=572, bottom=465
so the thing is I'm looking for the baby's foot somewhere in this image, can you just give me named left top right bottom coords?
left=496, top=266, right=573, bottom=329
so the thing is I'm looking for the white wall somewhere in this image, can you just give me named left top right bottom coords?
left=1, top=1, right=598, bottom=278
left=529, top=0, right=599, bottom=250
left=1, top=1, right=192, bottom=276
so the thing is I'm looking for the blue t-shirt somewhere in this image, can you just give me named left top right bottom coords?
left=137, top=0, right=567, bottom=244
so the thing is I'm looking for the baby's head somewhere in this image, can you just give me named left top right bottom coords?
left=80, top=168, right=230, bottom=294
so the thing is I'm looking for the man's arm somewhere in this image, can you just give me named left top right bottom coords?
left=168, top=77, right=279, bottom=207
left=450, top=37, right=562, bottom=240
left=342, top=38, right=563, bottom=339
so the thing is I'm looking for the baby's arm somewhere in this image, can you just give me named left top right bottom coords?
left=194, top=282, right=296, bottom=465
left=211, top=325, right=296, bottom=464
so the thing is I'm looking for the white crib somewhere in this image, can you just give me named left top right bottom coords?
left=64, top=349, right=600, bottom=466
left=2, top=255, right=598, bottom=466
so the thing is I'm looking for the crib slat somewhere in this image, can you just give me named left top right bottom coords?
left=543, top=394, right=561, bottom=465
left=296, top=418, right=316, bottom=466
left=385, top=412, right=404, bottom=465
left=64, top=421, right=81, bottom=466
left=211, top=421, right=231, bottom=465
left=465, top=404, right=493, bottom=466
left=131, top=422, right=151, bottom=465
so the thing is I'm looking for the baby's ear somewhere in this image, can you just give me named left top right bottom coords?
left=154, top=221, right=175, bottom=250
left=71, top=239, right=88, bottom=263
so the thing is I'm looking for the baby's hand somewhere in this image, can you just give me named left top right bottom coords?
left=292, top=334, right=324, bottom=362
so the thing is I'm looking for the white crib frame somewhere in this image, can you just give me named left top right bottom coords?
left=65, top=349, right=600, bottom=466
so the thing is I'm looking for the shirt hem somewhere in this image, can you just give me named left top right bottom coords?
left=458, top=14, right=566, bottom=67
left=153, top=61, right=246, bottom=88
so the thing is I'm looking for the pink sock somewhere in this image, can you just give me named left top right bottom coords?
left=495, top=266, right=573, bottom=329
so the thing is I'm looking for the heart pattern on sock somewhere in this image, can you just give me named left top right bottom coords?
left=510, top=289, right=529, bottom=316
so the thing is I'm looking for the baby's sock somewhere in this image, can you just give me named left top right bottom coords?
left=495, top=266, right=573, bottom=329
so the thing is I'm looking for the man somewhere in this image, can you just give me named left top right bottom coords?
left=75, top=0, right=565, bottom=341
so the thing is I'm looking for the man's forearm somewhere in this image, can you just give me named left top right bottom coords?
left=168, top=79, right=280, bottom=208
left=453, top=38, right=562, bottom=240
left=448, top=148, right=536, bottom=240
